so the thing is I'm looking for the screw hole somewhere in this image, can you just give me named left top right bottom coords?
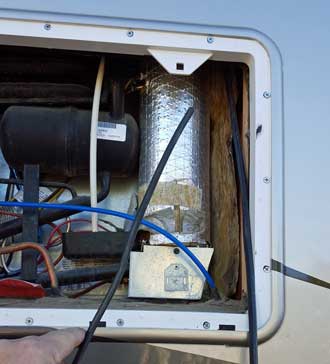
left=203, top=321, right=210, bottom=329
left=173, top=248, right=180, bottom=255
left=116, top=318, right=124, bottom=327
left=256, top=125, right=262, bottom=136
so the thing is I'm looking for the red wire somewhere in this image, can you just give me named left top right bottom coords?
left=37, top=237, right=62, bottom=266
left=0, top=210, right=112, bottom=267
left=48, top=236, right=63, bottom=248
left=68, top=280, right=109, bottom=299
left=37, top=236, right=63, bottom=265
left=0, top=210, right=21, bottom=218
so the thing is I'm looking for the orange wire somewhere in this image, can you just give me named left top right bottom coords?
left=41, top=252, right=63, bottom=273
left=0, top=242, right=58, bottom=288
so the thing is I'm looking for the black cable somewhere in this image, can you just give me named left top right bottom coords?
left=0, top=172, right=110, bottom=239
left=2, top=170, right=15, bottom=271
left=72, top=107, right=195, bottom=364
left=225, top=69, right=258, bottom=364
left=4, top=171, right=13, bottom=202
left=9, top=168, right=21, bottom=190
left=0, top=269, right=19, bottom=279
left=0, top=178, right=78, bottom=198
left=37, top=264, right=121, bottom=287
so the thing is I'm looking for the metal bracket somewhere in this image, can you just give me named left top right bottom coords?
left=148, top=48, right=212, bottom=75
left=164, top=263, right=189, bottom=291
left=129, top=245, right=213, bottom=300
left=21, top=164, right=40, bottom=282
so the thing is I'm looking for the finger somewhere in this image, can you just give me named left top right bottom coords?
left=38, top=328, right=85, bottom=363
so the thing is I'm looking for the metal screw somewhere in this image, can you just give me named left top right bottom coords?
left=173, top=247, right=180, bottom=255
left=263, top=177, right=271, bottom=184
left=25, top=317, right=34, bottom=326
left=203, top=321, right=210, bottom=329
left=263, top=265, right=270, bottom=273
left=207, top=36, right=214, bottom=44
left=263, top=91, right=271, bottom=99
left=44, top=23, right=51, bottom=31
left=127, top=30, right=134, bottom=38
left=256, top=125, right=263, bottom=136
left=116, top=318, right=124, bottom=327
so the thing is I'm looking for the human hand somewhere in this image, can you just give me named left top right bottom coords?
left=0, top=328, right=85, bottom=364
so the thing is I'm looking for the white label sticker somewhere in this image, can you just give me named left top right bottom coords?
left=97, top=121, right=127, bottom=142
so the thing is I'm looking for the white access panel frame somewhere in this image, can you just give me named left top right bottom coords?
left=0, top=18, right=284, bottom=345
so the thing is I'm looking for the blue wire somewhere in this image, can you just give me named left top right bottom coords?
left=0, top=201, right=216, bottom=289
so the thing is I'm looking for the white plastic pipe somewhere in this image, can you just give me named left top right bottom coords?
left=90, top=56, right=105, bottom=232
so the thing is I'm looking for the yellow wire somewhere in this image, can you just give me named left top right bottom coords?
left=48, top=188, right=65, bottom=202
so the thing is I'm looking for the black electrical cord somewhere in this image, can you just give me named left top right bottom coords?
left=9, top=168, right=21, bottom=190
left=2, top=170, right=15, bottom=272
left=37, top=264, right=122, bottom=287
left=72, top=107, right=195, bottom=364
left=4, top=171, right=14, bottom=202
left=0, top=172, right=110, bottom=239
left=0, top=178, right=78, bottom=198
left=225, top=69, right=258, bottom=364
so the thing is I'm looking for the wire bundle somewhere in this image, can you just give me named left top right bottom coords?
left=0, top=107, right=218, bottom=363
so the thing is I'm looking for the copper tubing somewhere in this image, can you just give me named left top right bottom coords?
left=41, top=253, right=63, bottom=274
left=0, top=242, right=58, bottom=288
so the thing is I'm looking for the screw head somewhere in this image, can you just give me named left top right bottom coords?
left=263, top=91, right=271, bottom=99
left=203, top=321, right=210, bottom=329
left=263, top=177, right=271, bottom=184
left=127, top=30, right=134, bottom=38
left=207, top=36, right=214, bottom=44
left=173, top=247, right=180, bottom=255
left=44, top=23, right=51, bottom=31
left=263, top=265, right=270, bottom=273
left=25, top=317, right=34, bottom=325
left=116, top=318, right=124, bottom=327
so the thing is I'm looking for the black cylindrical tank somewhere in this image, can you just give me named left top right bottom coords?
left=0, top=106, right=139, bottom=177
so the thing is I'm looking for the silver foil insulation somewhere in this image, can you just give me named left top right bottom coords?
left=139, top=67, right=210, bottom=244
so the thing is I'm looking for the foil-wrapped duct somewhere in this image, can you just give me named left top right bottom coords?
left=139, top=67, right=210, bottom=244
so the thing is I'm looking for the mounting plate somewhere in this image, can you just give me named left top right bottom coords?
left=129, top=245, right=213, bottom=299
left=148, top=48, right=212, bottom=75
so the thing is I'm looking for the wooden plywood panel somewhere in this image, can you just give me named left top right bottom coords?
left=204, top=63, right=240, bottom=297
